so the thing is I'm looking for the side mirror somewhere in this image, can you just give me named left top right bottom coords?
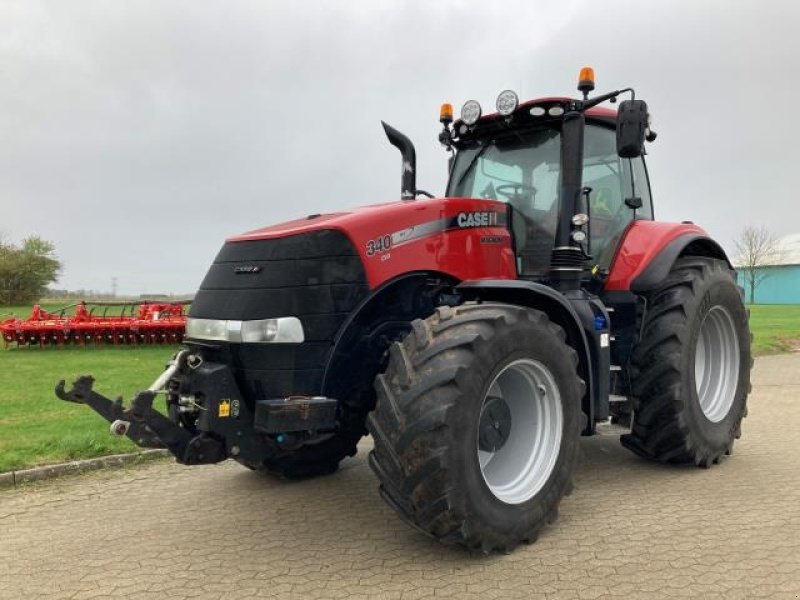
left=616, top=100, right=649, bottom=158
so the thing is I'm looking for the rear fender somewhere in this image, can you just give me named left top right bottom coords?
left=456, top=280, right=606, bottom=435
left=605, top=221, right=732, bottom=293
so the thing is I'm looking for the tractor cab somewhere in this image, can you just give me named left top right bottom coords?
left=440, top=71, right=655, bottom=285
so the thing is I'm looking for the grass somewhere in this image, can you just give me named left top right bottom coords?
left=748, top=305, right=800, bottom=355
left=1, top=302, right=179, bottom=472
left=1, top=303, right=63, bottom=319
left=0, top=344, right=177, bottom=472
left=1, top=302, right=798, bottom=473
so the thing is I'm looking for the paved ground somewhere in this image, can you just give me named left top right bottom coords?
left=1, top=355, right=799, bottom=600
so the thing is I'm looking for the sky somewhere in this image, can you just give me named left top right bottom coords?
left=2, top=0, right=798, bottom=295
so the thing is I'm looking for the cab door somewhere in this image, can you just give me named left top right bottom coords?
left=583, top=124, right=653, bottom=268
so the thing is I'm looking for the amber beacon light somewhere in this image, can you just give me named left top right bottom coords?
left=439, top=103, right=454, bottom=124
left=578, top=66, right=595, bottom=99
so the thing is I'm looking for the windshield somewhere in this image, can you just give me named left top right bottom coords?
left=447, top=128, right=561, bottom=218
left=447, top=129, right=562, bottom=277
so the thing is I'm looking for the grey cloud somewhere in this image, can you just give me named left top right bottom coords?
left=1, top=0, right=797, bottom=293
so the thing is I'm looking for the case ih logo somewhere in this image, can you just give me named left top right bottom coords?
left=457, top=211, right=499, bottom=228
left=234, top=265, right=262, bottom=274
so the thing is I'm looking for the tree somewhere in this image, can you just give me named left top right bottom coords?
left=0, top=236, right=62, bottom=304
left=733, top=226, right=782, bottom=304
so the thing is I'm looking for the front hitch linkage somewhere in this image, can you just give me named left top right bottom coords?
left=55, top=354, right=226, bottom=465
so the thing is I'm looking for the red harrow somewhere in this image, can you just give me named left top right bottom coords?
left=0, top=301, right=189, bottom=348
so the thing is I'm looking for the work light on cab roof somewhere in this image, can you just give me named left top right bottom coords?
left=496, top=89, right=519, bottom=116
left=460, top=99, right=481, bottom=126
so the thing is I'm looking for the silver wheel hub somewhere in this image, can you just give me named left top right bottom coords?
left=694, top=305, right=740, bottom=423
left=477, top=359, right=563, bottom=505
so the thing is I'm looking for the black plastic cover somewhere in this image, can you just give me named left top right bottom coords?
left=254, top=397, right=338, bottom=434
left=616, top=100, right=648, bottom=158
left=187, top=230, right=368, bottom=403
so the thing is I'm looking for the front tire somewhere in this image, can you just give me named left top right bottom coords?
left=367, top=303, right=583, bottom=552
left=622, top=257, right=752, bottom=466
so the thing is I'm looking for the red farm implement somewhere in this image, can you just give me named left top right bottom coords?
left=1, top=301, right=189, bottom=348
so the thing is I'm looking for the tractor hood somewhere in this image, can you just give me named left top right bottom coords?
left=223, top=197, right=517, bottom=289
left=190, top=196, right=513, bottom=401
left=228, top=198, right=489, bottom=243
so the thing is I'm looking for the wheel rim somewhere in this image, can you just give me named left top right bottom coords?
left=477, top=359, right=563, bottom=504
left=694, top=305, right=740, bottom=423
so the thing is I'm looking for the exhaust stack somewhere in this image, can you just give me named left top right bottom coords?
left=381, top=121, right=416, bottom=200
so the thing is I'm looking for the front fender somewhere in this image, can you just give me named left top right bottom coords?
left=321, top=271, right=459, bottom=403
left=456, top=280, right=606, bottom=434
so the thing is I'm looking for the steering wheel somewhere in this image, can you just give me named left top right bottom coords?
left=495, top=183, right=537, bottom=202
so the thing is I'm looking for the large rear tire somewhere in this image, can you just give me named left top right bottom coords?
left=622, top=257, right=752, bottom=466
left=367, top=303, right=583, bottom=553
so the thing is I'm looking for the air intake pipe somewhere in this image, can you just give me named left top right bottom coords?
left=381, top=121, right=416, bottom=200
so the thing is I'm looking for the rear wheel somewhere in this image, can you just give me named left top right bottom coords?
left=367, top=303, right=583, bottom=552
left=622, top=257, right=752, bottom=466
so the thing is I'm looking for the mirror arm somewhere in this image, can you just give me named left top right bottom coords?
left=581, top=88, right=635, bottom=110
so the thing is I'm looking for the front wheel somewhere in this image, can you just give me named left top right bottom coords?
left=367, top=303, right=583, bottom=553
left=622, top=257, right=752, bottom=466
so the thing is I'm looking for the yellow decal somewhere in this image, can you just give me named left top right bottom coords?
left=218, top=400, right=231, bottom=418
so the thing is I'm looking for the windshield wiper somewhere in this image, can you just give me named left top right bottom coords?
left=453, top=143, right=491, bottom=190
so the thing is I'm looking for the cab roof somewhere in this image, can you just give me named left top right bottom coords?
left=453, top=96, right=617, bottom=142
left=520, top=96, right=617, bottom=120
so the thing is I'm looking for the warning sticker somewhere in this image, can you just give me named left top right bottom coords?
left=218, top=400, right=231, bottom=418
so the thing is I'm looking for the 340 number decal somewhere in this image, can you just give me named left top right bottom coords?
left=366, top=235, right=392, bottom=256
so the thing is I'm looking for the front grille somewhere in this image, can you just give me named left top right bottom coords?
left=188, top=229, right=368, bottom=401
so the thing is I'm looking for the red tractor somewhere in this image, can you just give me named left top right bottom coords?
left=57, top=68, right=751, bottom=553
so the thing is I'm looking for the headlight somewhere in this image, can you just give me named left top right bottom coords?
left=184, top=318, right=229, bottom=342
left=185, top=317, right=304, bottom=344
left=495, top=90, right=519, bottom=116
left=460, top=100, right=482, bottom=126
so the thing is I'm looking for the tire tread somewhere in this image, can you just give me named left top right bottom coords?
left=368, top=302, right=581, bottom=552
left=621, top=257, right=751, bottom=465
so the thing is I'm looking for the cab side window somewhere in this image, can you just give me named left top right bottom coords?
left=628, top=156, right=653, bottom=220
left=583, top=125, right=653, bottom=268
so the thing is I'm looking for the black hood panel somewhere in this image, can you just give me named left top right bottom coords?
left=188, top=229, right=368, bottom=400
